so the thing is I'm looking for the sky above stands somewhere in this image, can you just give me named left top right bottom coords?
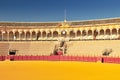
left=0, top=0, right=120, bottom=22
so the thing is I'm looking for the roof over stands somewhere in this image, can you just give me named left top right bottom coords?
left=0, top=18, right=120, bottom=27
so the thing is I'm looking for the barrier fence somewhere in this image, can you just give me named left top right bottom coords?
left=103, top=57, right=120, bottom=64
left=0, top=56, right=6, bottom=61
left=9, top=55, right=98, bottom=62
left=0, top=55, right=120, bottom=64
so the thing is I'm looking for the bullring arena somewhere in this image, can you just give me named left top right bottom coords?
left=1, top=18, right=120, bottom=80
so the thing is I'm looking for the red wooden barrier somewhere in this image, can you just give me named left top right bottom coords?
left=2, top=55, right=120, bottom=64
left=0, top=56, right=5, bottom=61
left=75, top=56, right=80, bottom=61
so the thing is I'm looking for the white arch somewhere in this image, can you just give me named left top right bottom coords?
left=32, top=31, right=36, bottom=40
left=15, top=31, right=19, bottom=40
left=53, top=31, right=58, bottom=38
left=69, top=30, right=75, bottom=38
left=26, top=31, right=31, bottom=40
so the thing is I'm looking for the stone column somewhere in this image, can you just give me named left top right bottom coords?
left=19, top=31, right=22, bottom=40
left=117, top=28, right=118, bottom=35
left=13, top=31, right=15, bottom=40
left=51, top=31, right=53, bottom=38
left=35, top=31, right=38, bottom=40
left=74, top=31, right=77, bottom=38
left=104, top=29, right=106, bottom=35
left=30, top=31, right=32, bottom=40
left=2, top=31, right=5, bottom=40
left=7, top=31, right=9, bottom=41
left=24, top=31, right=26, bottom=40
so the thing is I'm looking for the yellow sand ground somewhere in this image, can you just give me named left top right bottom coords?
left=0, top=61, right=120, bottom=80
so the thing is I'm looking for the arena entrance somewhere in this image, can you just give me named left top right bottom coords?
left=9, top=49, right=17, bottom=55
left=9, top=49, right=18, bottom=61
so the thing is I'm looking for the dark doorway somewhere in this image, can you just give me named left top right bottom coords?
left=9, top=50, right=16, bottom=55
left=9, top=50, right=17, bottom=55
left=9, top=50, right=17, bottom=61
left=9, top=51, right=16, bottom=55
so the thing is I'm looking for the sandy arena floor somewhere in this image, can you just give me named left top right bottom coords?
left=0, top=61, right=120, bottom=80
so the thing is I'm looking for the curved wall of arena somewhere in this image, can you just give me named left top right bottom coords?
left=0, top=40, right=120, bottom=56
left=0, top=41, right=56, bottom=56
left=67, top=40, right=120, bottom=56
